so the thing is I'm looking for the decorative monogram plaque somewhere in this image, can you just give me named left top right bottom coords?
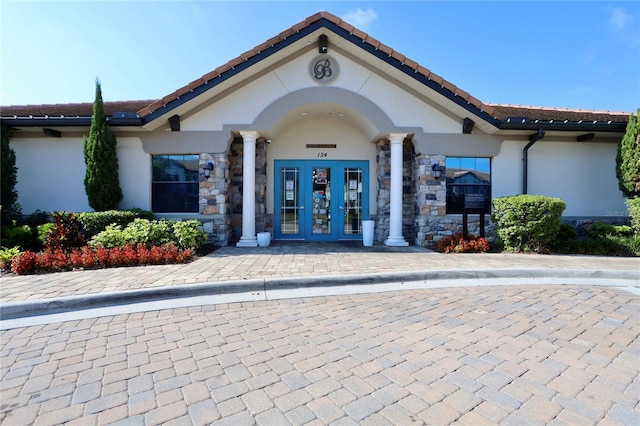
left=309, top=55, right=339, bottom=84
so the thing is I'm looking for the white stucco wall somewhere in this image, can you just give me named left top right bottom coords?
left=492, top=139, right=627, bottom=216
left=182, top=49, right=461, bottom=135
left=116, top=137, right=151, bottom=210
left=266, top=116, right=377, bottom=214
left=12, top=136, right=150, bottom=214
left=14, top=137, right=90, bottom=214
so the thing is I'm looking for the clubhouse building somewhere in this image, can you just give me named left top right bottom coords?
left=1, top=12, right=630, bottom=247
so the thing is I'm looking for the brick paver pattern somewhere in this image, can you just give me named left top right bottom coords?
left=2, top=243, right=639, bottom=303
left=1, top=284, right=638, bottom=425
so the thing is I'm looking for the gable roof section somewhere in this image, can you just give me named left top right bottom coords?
left=0, top=11, right=630, bottom=133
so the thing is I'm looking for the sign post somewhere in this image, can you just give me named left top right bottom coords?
left=463, top=193, right=487, bottom=239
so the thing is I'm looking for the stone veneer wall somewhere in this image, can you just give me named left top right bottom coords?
left=198, top=152, right=231, bottom=246
left=374, top=139, right=416, bottom=243
left=413, top=153, right=446, bottom=246
left=228, top=138, right=268, bottom=243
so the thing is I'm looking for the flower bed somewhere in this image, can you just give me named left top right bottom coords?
left=11, top=243, right=192, bottom=275
left=436, top=233, right=490, bottom=253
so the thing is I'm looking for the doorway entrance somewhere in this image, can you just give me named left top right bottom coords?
left=274, top=160, right=369, bottom=241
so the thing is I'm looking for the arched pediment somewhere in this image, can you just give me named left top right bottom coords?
left=252, top=87, right=404, bottom=141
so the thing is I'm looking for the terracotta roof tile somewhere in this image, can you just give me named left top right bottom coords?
left=265, top=35, right=282, bottom=47
left=320, top=11, right=342, bottom=25
left=488, top=104, right=629, bottom=122
left=364, top=35, right=381, bottom=50
left=188, top=78, right=206, bottom=91
left=403, top=57, right=419, bottom=71
left=291, top=21, right=308, bottom=33
left=454, top=88, right=471, bottom=102
left=441, top=80, right=457, bottom=93
left=377, top=43, right=393, bottom=56
left=341, top=22, right=355, bottom=34
left=176, top=85, right=192, bottom=98
left=214, top=63, right=232, bottom=75
left=254, top=41, right=270, bottom=54
left=147, top=100, right=165, bottom=111
left=429, top=73, right=444, bottom=86
left=162, top=94, right=176, bottom=105
left=278, top=28, right=296, bottom=40
left=0, top=100, right=155, bottom=118
left=351, top=28, right=368, bottom=40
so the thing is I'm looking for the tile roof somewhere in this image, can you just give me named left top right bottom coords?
left=488, top=104, right=630, bottom=123
left=0, top=101, right=154, bottom=118
left=0, top=11, right=631, bottom=128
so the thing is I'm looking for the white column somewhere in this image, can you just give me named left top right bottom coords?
left=385, top=133, right=409, bottom=246
left=236, top=131, right=259, bottom=247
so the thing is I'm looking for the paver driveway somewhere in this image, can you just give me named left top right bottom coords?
left=1, top=284, right=639, bottom=425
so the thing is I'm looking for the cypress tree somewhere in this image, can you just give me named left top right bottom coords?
left=83, top=79, right=123, bottom=211
left=616, top=109, right=640, bottom=198
left=1, top=125, right=21, bottom=227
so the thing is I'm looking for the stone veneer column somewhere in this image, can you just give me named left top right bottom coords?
left=385, top=133, right=409, bottom=246
left=236, top=131, right=259, bottom=247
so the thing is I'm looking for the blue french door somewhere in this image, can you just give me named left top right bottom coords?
left=274, top=160, right=369, bottom=241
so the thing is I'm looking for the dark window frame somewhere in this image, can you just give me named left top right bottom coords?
left=151, top=154, right=200, bottom=213
left=445, top=157, right=491, bottom=214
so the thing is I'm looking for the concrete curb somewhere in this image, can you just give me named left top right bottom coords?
left=1, top=268, right=638, bottom=321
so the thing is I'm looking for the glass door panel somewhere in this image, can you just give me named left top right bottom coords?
left=275, top=160, right=368, bottom=241
left=343, top=167, right=363, bottom=235
left=312, top=167, right=331, bottom=235
left=279, top=166, right=301, bottom=236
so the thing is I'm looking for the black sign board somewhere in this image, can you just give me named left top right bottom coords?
left=464, top=193, right=486, bottom=211
left=463, top=193, right=487, bottom=239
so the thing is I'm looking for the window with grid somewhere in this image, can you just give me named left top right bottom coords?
left=445, top=157, right=491, bottom=214
left=152, top=154, right=199, bottom=213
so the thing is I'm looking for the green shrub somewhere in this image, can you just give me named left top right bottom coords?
left=1, top=224, right=37, bottom=251
left=172, top=220, right=208, bottom=251
left=557, top=223, right=578, bottom=242
left=626, top=235, right=640, bottom=255
left=556, top=237, right=635, bottom=256
left=37, top=223, right=55, bottom=245
left=77, top=208, right=156, bottom=237
left=491, top=195, right=566, bottom=252
left=123, top=219, right=173, bottom=247
left=0, top=246, right=21, bottom=270
left=23, top=210, right=51, bottom=228
left=586, top=222, right=633, bottom=238
left=89, top=218, right=205, bottom=251
left=627, top=198, right=640, bottom=235
left=89, top=224, right=128, bottom=248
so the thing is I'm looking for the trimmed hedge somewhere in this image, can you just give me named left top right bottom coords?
left=492, top=195, right=566, bottom=252
left=627, top=198, right=640, bottom=235
left=77, top=208, right=155, bottom=237
left=89, top=219, right=207, bottom=251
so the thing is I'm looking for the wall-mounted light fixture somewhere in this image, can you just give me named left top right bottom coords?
left=432, top=163, right=446, bottom=180
left=203, top=161, right=214, bottom=178
left=318, top=34, right=328, bottom=54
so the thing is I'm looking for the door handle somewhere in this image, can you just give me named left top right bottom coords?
left=299, top=205, right=304, bottom=210
left=339, top=206, right=344, bottom=210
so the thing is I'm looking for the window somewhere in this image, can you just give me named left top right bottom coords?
left=152, top=155, right=199, bottom=213
left=445, top=157, right=491, bottom=214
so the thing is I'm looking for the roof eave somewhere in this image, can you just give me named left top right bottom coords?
left=1, top=115, right=143, bottom=128
left=498, top=119, right=627, bottom=133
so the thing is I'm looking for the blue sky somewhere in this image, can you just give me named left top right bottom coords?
left=1, top=1, right=638, bottom=112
